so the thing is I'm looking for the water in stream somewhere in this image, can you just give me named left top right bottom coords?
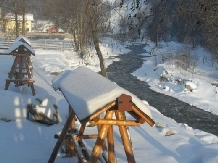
left=107, top=44, right=218, bottom=136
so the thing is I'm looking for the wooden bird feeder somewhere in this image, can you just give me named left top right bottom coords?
left=5, top=37, right=35, bottom=95
left=48, top=67, right=155, bottom=163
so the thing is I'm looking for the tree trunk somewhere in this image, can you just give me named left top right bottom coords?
left=22, top=0, right=26, bottom=35
left=87, top=0, right=108, bottom=78
left=14, top=0, right=19, bottom=37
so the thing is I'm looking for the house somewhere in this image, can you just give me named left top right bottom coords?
left=4, top=13, right=34, bottom=35
left=47, top=25, right=64, bottom=34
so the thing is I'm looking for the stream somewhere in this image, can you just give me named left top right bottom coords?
left=107, top=44, right=218, bottom=136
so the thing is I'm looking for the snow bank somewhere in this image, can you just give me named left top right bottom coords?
left=0, top=90, right=26, bottom=120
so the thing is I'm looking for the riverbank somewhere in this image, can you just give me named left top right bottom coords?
left=107, top=44, right=218, bottom=136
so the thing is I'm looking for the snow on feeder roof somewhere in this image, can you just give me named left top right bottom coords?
left=52, top=66, right=153, bottom=121
left=14, top=35, right=31, bottom=46
left=7, top=40, right=35, bottom=56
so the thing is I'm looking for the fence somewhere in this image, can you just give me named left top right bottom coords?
left=0, top=37, right=74, bottom=51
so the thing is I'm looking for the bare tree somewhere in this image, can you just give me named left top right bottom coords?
left=42, top=0, right=109, bottom=77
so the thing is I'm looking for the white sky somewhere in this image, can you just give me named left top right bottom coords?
left=0, top=37, right=218, bottom=163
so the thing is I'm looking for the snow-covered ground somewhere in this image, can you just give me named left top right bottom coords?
left=0, top=37, right=218, bottom=163
left=132, top=40, right=218, bottom=115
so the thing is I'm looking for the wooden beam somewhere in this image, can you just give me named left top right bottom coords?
left=89, top=101, right=116, bottom=121
left=76, top=122, right=87, bottom=142
left=115, top=111, right=136, bottom=163
left=97, top=115, right=107, bottom=152
left=30, top=83, right=35, bottom=96
left=131, top=105, right=155, bottom=127
left=5, top=80, right=10, bottom=90
left=69, top=105, right=76, bottom=134
left=74, top=134, right=99, bottom=139
left=89, top=110, right=114, bottom=163
left=108, top=125, right=115, bottom=163
left=48, top=110, right=75, bottom=163
left=6, top=79, right=35, bottom=83
left=89, top=119, right=140, bottom=126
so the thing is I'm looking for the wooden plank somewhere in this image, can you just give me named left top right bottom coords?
left=74, top=134, right=99, bottom=139
left=89, top=119, right=140, bottom=126
left=117, top=94, right=132, bottom=111
left=6, top=79, right=35, bottom=82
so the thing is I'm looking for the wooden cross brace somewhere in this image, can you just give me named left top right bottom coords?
left=89, top=110, right=136, bottom=163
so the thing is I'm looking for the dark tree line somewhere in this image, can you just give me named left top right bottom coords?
left=146, top=0, right=218, bottom=60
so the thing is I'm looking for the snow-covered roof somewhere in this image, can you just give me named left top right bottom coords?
left=52, top=66, right=152, bottom=121
left=7, top=40, right=35, bottom=56
left=5, top=13, right=34, bottom=21
left=14, top=36, right=31, bottom=46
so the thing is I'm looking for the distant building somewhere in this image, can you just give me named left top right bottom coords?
left=4, top=13, right=34, bottom=35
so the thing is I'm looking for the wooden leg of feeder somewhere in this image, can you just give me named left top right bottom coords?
left=68, top=105, right=71, bottom=115
left=48, top=110, right=75, bottom=163
left=67, top=111, right=76, bottom=156
left=115, top=111, right=136, bottom=163
left=97, top=119, right=107, bottom=152
left=76, top=122, right=86, bottom=142
left=5, top=81, right=10, bottom=90
left=68, top=105, right=76, bottom=134
left=108, top=125, right=115, bottom=163
left=90, top=110, right=114, bottom=163
left=30, top=83, right=35, bottom=96
left=70, top=113, right=76, bottom=134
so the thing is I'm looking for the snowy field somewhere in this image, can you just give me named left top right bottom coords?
left=0, top=37, right=218, bottom=163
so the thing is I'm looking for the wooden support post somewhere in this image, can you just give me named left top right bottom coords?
left=115, top=111, right=136, bottom=163
left=30, top=83, right=35, bottom=96
left=108, top=125, right=115, bottom=163
left=19, top=56, right=23, bottom=80
left=48, top=110, right=74, bottom=163
left=70, top=107, right=76, bottom=134
left=96, top=115, right=107, bottom=152
left=5, top=80, right=10, bottom=90
left=89, top=110, right=114, bottom=163
left=8, top=57, right=19, bottom=79
left=76, top=122, right=87, bottom=142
